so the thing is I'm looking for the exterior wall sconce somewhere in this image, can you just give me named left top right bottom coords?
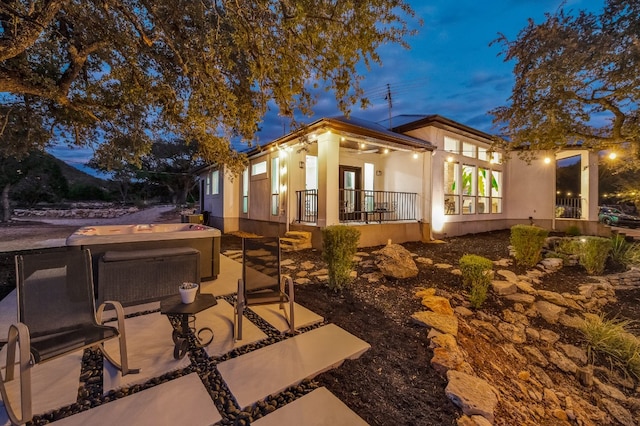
left=299, top=161, right=304, bottom=168
left=376, top=170, right=382, bottom=176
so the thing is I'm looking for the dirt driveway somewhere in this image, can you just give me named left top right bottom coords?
left=0, top=205, right=180, bottom=252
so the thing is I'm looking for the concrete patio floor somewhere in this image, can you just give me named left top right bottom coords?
left=0, top=253, right=371, bottom=425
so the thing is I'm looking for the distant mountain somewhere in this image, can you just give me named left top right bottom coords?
left=46, top=153, right=110, bottom=188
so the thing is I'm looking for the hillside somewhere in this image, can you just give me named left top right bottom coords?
left=47, top=153, right=110, bottom=188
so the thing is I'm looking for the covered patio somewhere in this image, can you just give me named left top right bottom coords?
left=0, top=250, right=370, bottom=425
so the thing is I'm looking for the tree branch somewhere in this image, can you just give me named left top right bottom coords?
left=0, top=0, right=67, bottom=62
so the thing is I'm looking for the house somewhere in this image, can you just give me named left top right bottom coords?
left=195, top=114, right=604, bottom=249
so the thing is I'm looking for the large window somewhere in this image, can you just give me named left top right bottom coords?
left=271, top=158, right=280, bottom=216
left=443, top=139, right=503, bottom=216
left=242, top=168, right=249, bottom=214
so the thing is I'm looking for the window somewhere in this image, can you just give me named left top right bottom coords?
left=490, top=152, right=502, bottom=164
left=491, top=170, right=502, bottom=213
left=478, top=147, right=489, bottom=161
left=271, top=157, right=279, bottom=216
left=444, top=161, right=459, bottom=215
left=364, top=162, right=374, bottom=211
left=242, top=168, right=249, bottom=214
left=205, top=174, right=211, bottom=195
left=462, top=141, right=476, bottom=158
left=211, top=170, right=219, bottom=195
left=477, top=168, right=490, bottom=214
left=462, top=164, right=476, bottom=214
left=252, top=161, right=267, bottom=176
left=444, top=136, right=459, bottom=154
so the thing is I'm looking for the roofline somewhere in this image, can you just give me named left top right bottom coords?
left=392, top=114, right=494, bottom=141
left=244, top=117, right=434, bottom=157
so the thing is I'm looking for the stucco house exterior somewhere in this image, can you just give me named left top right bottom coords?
left=194, top=114, right=604, bottom=248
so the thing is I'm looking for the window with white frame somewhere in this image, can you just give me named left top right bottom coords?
left=444, top=161, right=460, bottom=215
left=205, top=174, right=211, bottom=195
left=252, top=161, right=267, bottom=176
left=211, top=170, right=219, bottom=195
left=271, top=157, right=280, bottom=216
left=242, top=168, right=249, bottom=214
left=443, top=139, right=503, bottom=216
left=491, top=170, right=502, bottom=213
left=444, top=136, right=459, bottom=154
left=462, top=141, right=476, bottom=158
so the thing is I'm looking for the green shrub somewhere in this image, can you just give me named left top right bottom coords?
left=579, top=236, right=612, bottom=275
left=565, top=225, right=581, bottom=236
left=459, top=254, right=494, bottom=308
left=510, top=225, right=549, bottom=267
left=321, top=225, right=360, bottom=291
left=580, top=315, right=640, bottom=380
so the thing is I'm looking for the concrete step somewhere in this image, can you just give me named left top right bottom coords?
left=252, top=387, right=368, bottom=425
left=217, top=324, right=370, bottom=409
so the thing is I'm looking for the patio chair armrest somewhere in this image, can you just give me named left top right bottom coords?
left=4, top=322, right=31, bottom=379
left=96, top=300, right=126, bottom=326
left=1, top=322, right=33, bottom=425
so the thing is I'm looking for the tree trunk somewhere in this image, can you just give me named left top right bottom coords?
left=2, top=183, right=11, bottom=222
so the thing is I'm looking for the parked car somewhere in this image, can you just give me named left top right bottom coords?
left=598, top=206, right=640, bottom=228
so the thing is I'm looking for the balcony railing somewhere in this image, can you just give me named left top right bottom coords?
left=295, top=189, right=418, bottom=224
left=296, top=189, right=318, bottom=223
left=556, top=197, right=583, bottom=219
left=339, top=189, right=417, bottom=223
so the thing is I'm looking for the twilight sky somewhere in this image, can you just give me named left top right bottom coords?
left=49, top=0, right=604, bottom=174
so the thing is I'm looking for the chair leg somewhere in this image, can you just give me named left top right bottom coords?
left=96, top=301, right=140, bottom=375
left=0, top=323, right=33, bottom=425
left=234, top=278, right=245, bottom=341
left=286, top=276, right=295, bottom=334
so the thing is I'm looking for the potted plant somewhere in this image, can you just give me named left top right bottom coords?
left=179, top=282, right=198, bottom=304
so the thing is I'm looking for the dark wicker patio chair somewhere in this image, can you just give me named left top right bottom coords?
left=0, top=249, right=138, bottom=425
left=234, top=237, right=295, bottom=341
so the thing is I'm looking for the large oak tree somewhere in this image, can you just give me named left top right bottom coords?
left=1, top=0, right=417, bottom=174
left=491, top=0, right=640, bottom=168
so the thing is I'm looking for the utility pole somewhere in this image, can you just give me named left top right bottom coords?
left=385, top=83, right=392, bottom=129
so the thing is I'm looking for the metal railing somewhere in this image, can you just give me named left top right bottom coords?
left=556, top=197, right=583, bottom=219
left=295, top=189, right=318, bottom=223
left=339, top=189, right=417, bottom=223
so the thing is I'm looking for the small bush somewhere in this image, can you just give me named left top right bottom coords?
left=510, top=225, right=549, bottom=267
left=459, top=254, right=494, bottom=308
left=580, top=315, right=640, bottom=380
left=565, top=225, right=581, bottom=236
left=321, top=225, right=360, bottom=291
left=579, top=236, right=612, bottom=275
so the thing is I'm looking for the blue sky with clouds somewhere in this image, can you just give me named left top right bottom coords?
left=49, top=0, right=604, bottom=174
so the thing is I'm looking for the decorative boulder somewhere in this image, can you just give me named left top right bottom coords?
left=374, top=244, right=419, bottom=279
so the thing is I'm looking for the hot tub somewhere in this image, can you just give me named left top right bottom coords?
left=66, top=223, right=221, bottom=280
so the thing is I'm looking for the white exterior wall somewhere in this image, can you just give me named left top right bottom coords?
left=504, top=155, right=555, bottom=223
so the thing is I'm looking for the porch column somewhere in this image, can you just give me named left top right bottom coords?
left=317, top=131, right=340, bottom=226
left=582, top=151, right=599, bottom=221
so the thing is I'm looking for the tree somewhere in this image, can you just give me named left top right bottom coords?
left=139, top=139, right=205, bottom=205
left=491, top=0, right=640, bottom=168
left=0, top=1, right=418, bottom=175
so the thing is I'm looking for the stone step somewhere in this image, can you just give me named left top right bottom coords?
left=279, top=237, right=312, bottom=251
left=217, top=324, right=370, bottom=409
left=283, top=231, right=312, bottom=240
left=252, top=387, right=368, bottom=426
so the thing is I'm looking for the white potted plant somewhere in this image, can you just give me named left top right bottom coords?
left=179, top=282, right=198, bottom=304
